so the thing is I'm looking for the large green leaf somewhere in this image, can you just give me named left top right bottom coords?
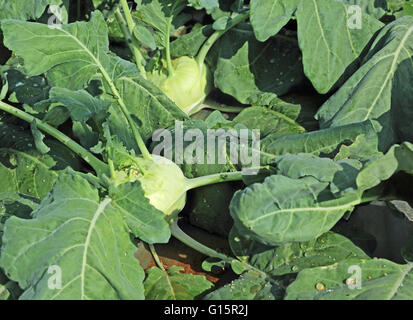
left=250, top=0, right=299, bottom=42
left=230, top=229, right=369, bottom=276
left=144, top=266, right=213, bottom=300
left=387, top=0, right=408, bottom=12
left=1, top=11, right=188, bottom=149
left=404, top=1, right=413, bottom=17
left=188, top=183, right=235, bottom=237
left=215, top=24, right=304, bottom=104
left=230, top=175, right=362, bottom=245
left=109, top=181, right=171, bottom=244
left=230, top=154, right=371, bottom=245
left=357, top=142, right=413, bottom=191
left=296, top=0, right=383, bottom=93
left=0, top=173, right=145, bottom=300
left=285, top=258, right=413, bottom=300
left=1, top=11, right=110, bottom=90
left=259, top=120, right=379, bottom=164
left=316, top=17, right=413, bottom=150
left=204, top=229, right=369, bottom=300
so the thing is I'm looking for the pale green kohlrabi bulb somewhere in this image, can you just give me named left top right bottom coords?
left=148, top=56, right=212, bottom=114
left=136, top=155, right=188, bottom=217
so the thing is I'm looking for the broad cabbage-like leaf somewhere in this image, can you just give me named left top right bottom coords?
left=316, top=17, right=413, bottom=150
left=0, top=193, right=38, bottom=300
left=357, top=141, right=413, bottom=191
left=1, top=11, right=111, bottom=90
left=285, top=258, right=413, bottom=300
left=150, top=113, right=247, bottom=178
left=110, top=74, right=188, bottom=144
left=0, top=284, right=8, bottom=300
left=230, top=154, right=370, bottom=245
left=229, top=229, right=369, bottom=276
left=1, top=12, right=188, bottom=149
left=215, top=24, right=304, bottom=104
left=0, top=173, right=145, bottom=300
left=296, top=0, right=383, bottom=93
left=259, top=120, right=379, bottom=164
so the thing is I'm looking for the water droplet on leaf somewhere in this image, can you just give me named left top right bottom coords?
left=315, top=283, right=325, bottom=291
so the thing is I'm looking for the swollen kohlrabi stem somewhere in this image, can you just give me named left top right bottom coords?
left=115, top=8, right=147, bottom=78
left=196, top=11, right=250, bottom=67
left=0, top=100, right=110, bottom=176
left=185, top=171, right=243, bottom=191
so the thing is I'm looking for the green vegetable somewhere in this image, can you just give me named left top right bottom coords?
left=1, top=0, right=413, bottom=301
left=123, top=154, right=188, bottom=217
left=147, top=56, right=212, bottom=114
left=115, top=0, right=248, bottom=114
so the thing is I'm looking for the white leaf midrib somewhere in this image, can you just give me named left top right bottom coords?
left=387, top=263, right=413, bottom=300
left=80, top=198, right=112, bottom=299
left=363, top=25, right=413, bottom=120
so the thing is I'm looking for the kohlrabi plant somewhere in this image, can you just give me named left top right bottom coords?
left=0, top=87, right=244, bottom=222
left=114, top=0, right=248, bottom=115
left=1, top=0, right=413, bottom=302
left=0, top=66, right=246, bottom=299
